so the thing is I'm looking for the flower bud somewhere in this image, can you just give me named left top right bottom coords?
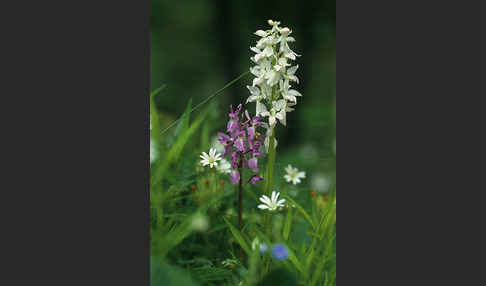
left=254, top=30, right=268, bottom=37
left=280, top=27, right=291, bottom=35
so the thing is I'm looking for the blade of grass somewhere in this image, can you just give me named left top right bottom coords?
left=223, top=217, right=251, bottom=255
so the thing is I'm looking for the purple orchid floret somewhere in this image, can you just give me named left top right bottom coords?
left=247, top=157, right=258, bottom=173
left=229, top=170, right=240, bottom=185
left=218, top=104, right=265, bottom=185
left=250, top=175, right=264, bottom=185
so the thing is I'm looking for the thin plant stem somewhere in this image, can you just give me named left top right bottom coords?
left=238, top=153, right=243, bottom=260
left=266, top=130, right=276, bottom=195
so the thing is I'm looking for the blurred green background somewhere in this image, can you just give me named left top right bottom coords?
left=150, top=0, right=336, bottom=192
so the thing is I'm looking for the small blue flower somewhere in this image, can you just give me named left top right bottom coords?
left=259, top=242, right=268, bottom=254
left=271, top=243, right=289, bottom=260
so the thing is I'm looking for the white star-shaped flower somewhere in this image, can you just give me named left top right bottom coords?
left=199, top=148, right=222, bottom=168
left=216, top=158, right=231, bottom=174
left=284, top=165, right=306, bottom=185
left=258, top=191, right=286, bottom=211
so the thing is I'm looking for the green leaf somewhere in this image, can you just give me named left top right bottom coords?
left=223, top=217, right=250, bottom=255
left=172, top=98, right=192, bottom=142
left=283, top=207, right=293, bottom=242
left=150, top=257, right=199, bottom=286
left=256, top=268, right=298, bottom=286
left=282, top=195, right=315, bottom=230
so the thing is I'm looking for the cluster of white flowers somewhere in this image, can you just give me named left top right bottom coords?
left=247, top=19, right=302, bottom=147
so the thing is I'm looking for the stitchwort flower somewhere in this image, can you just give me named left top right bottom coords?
left=200, top=148, right=222, bottom=168
left=258, top=191, right=286, bottom=211
left=284, top=164, right=306, bottom=185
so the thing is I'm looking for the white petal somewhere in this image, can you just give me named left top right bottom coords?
left=283, top=94, right=297, bottom=103
left=254, top=30, right=268, bottom=37
left=260, top=195, right=271, bottom=205
left=271, top=191, right=277, bottom=202
left=250, top=46, right=261, bottom=53
left=256, top=101, right=268, bottom=116
left=276, top=109, right=286, bottom=126
left=287, top=65, right=298, bottom=75
left=288, top=89, right=302, bottom=97
left=268, top=115, right=276, bottom=126
left=258, top=204, right=269, bottom=210
left=253, top=77, right=264, bottom=86
left=273, top=99, right=286, bottom=111
left=247, top=85, right=260, bottom=96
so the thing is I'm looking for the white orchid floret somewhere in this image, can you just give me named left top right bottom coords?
left=286, top=101, right=296, bottom=113
left=280, top=79, right=302, bottom=103
left=286, top=65, right=299, bottom=83
left=246, top=85, right=263, bottom=103
left=199, top=148, right=222, bottom=168
left=258, top=99, right=286, bottom=127
left=284, top=165, right=306, bottom=185
left=254, top=30, right=268, bottom=37
left=265, top=69, right=280, bottom=87
left=258, top=191, right=286, bottom=211
left=280, top=27, right=291, bottom=35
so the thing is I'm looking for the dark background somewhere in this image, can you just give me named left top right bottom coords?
left=3, top=0, right=482, bottom=285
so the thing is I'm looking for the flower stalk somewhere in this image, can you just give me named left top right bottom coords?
left=265, top=130, right=276, bottom=195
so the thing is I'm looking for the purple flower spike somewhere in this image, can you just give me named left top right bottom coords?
left=271, top=244, right=289, bottom=261
left=218, top=104, right=265, bottom=186
left=229, top=170, right=240, bottom=184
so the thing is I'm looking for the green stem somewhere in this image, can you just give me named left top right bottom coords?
left=238, top=154, right=243, bottom=261
left=266, top=130, right=276, bottom=195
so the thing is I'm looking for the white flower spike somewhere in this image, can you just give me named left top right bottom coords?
left=200, top=148, right=222, bottom=168
left=258, top=191, right=286, bottom=211
left=247, top=20, right=302, bottom=149
left=284, top=165, right=306, bottom=185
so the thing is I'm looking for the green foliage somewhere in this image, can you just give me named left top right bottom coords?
left=150, top=89, right=336, bottom=286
